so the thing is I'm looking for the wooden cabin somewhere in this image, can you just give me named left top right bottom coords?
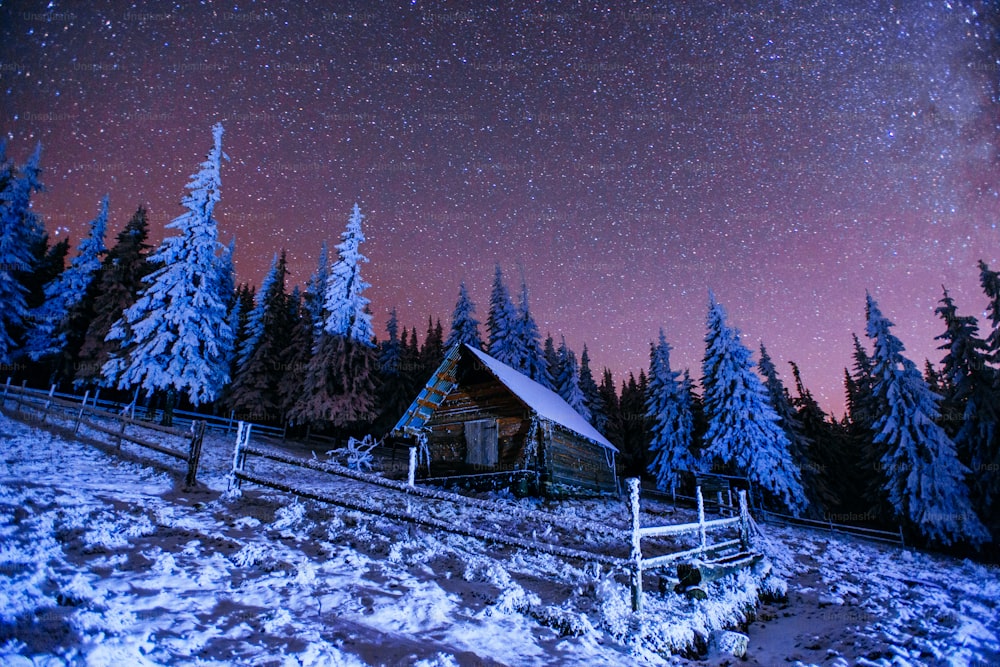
left=392, top=344, right=619, bottom=496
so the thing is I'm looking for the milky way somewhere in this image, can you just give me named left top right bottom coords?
left=2, top=1, right=998, bottom=413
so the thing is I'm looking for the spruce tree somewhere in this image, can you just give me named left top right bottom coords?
left=26, top=195, right=109, bottom=368
left=578, top=345, right=602, bottom=423
left=228, top=251, right=291, bottom=423
left=646, top=331, right=696, bottom=493
left=555, top=337, right=590, bottom=419
left=75, top=206, right=154, bottom=388
left=0, top=143, right=44, bottom=365
left=487, top=265, right=521, bottom=368
left=619, top=372, right=649, bottom=477
left=514, top=278, right=552, bottom=387
left=290, top=204, right=377, bottom=430
left=597, top=368, right=625, bottom=452
left=419, top=316, right=444, bottom=376
left=701, top=293, right=805, bottom=514
left=543, top=334, right=560, bottom=384
left=866, top=293, right=988, bottom=546
left=979, top=260, right=1000, bottom=365
left=102, top=123, right=235, bottom=407
left=934, top=287, right=999, bottom=529
left=376, top=309, right=413, bottom=434
left=788, top=360, right=847, bottom=516
left=758, top=344, right=821, bottom=514
left=445, top=282, right=484, bottom=351
left=323, top=203, right=374, bottom=344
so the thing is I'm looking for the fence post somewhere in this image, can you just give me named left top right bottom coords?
left=229, top=421, right=251, bottom=492
left=628, top=477, right=643, bottom=613
left=697, top=486, right=707, bottom=557
left=116, top=405, right=129, bottom=450
left=14, top=380, right=27, bottom=413
left=185, top=421, right=206, bottom=487
left=40, top=383, right=56, bottom=423
left=2, top=377, right=10, bottom=406
left=738, top=490, right=750, bottom=551
left=74, top=390, right=90, bottom=434
left=408, top=446, right=416, bottom=487
left=898, top=525, right=905, bottom=548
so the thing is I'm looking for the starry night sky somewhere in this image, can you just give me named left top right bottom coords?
left=2, top=1, right=998, bottom=414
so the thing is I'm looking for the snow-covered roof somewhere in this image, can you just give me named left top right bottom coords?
left=463, top=345, right=617, bottom=452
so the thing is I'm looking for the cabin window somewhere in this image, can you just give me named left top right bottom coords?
left=464, top=419, right=498, bottom=467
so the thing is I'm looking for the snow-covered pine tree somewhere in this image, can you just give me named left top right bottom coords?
left=555, top=337, right=590, bottom=420
left=934, top=287, right=999, bottom=528
left=514, top=278, right=553, bottom=387
left=758, top=344, right=824, bottom=514
left=75, top=206, right=153, bottom=388
left=646, top=330, right=696, bottom=493
left=102, top=123, right=235, bottom=406
left=228, top=251, right=291, bottom=422
left=305, top=241, right=329, bottom=332
left=26, top=195, right=108, bottom=365
left=323, top=203, right=374, bottom=345
left=543, top=334, right=560, bottom=382
left=701, top=292, right=805, bottom=514
left=487, top=265, right=521, bottom=368
left=289, top=204, right=377, bottom=430
left=0, top=143, right=45, bottom=365
left=866, top=293, right=988, bottom=546
left=445, top=282, right=484, bottom=350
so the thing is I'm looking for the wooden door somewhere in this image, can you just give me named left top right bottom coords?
left=464, top=419, right=498, bottom=466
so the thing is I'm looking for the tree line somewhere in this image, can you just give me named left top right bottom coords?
left=1, top=125, right=996, bottom=551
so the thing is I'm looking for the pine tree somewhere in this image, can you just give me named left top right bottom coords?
left=514, top=278, right=552, bottom=387
left=788, top=360, right=848, bottom=516
left=701, top=293, right=805, bottom=514
left=102, top=123, right=235, bottom=407
left=75, top=206, right=154, bottom=388
left=445, top=282, right=484, bottom=350
left=866, top=293, right=988, bottom=546
left=0, top=143, right=44, bottom=365
left=597, top=368, right=625, bottom=451
left=228, top=251, right=291, bottom=423
left=619, top=372, right=649, bottom=477
left=934, top=287, right=999, bottom=527
left=979, top=260, right=1000, bottom=365
left=376, top=309, right=413, bottom=434
left=555, top=337, right=590, bottom=420
left=758, top=344, right=821, bottom=514
left=305, top=241, right=329, bottom=332
left=487, top=265, right=521, bottom=368
left=646, top=330, right=696, bottom=493
left=579, top=344, right=603, bottom=429
left=543, top=334, right=560, bottom=384
left=323, top=203, right=374, bottom=345
left=290, top=204, right=377, bottom=430
left=420, top=316, right=444, bottom=376
left=26, top=195, right=108, bottom=366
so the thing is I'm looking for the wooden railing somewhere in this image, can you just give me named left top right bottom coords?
left=626, top=478, right=753, bottom=612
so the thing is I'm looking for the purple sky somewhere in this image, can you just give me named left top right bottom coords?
left=3, top=1, right=998, bottom=414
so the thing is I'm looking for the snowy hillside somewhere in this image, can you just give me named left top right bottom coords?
left=1, top=411, right=998, bottom=666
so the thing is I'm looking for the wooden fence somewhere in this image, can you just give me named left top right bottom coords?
left=626, top=478, right=754, bottom=612
left=228, top=423, right=761, bottom=612
left=1, top=377, right=284, bottom=438
left=2, top=379, right=207, bottom=487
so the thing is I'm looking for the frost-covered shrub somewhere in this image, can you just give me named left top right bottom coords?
left=231, top=542, right=277, bottom=570
left=272, top=499, right=307, bottom=532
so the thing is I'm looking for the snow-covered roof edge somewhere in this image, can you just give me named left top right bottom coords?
left=464, top=345, right=618, bottom=453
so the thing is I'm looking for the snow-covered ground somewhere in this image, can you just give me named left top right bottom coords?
left=1, top=409, right=998, bottom=666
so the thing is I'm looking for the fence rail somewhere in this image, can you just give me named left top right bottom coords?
left=627, top=478, right=753, bottom=612
left=228, top=423, right=762, bottom=614
left=2, top=379, right=207, bottom=487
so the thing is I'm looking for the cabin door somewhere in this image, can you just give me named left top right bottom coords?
left=464, top=419, right=498, bottom=467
